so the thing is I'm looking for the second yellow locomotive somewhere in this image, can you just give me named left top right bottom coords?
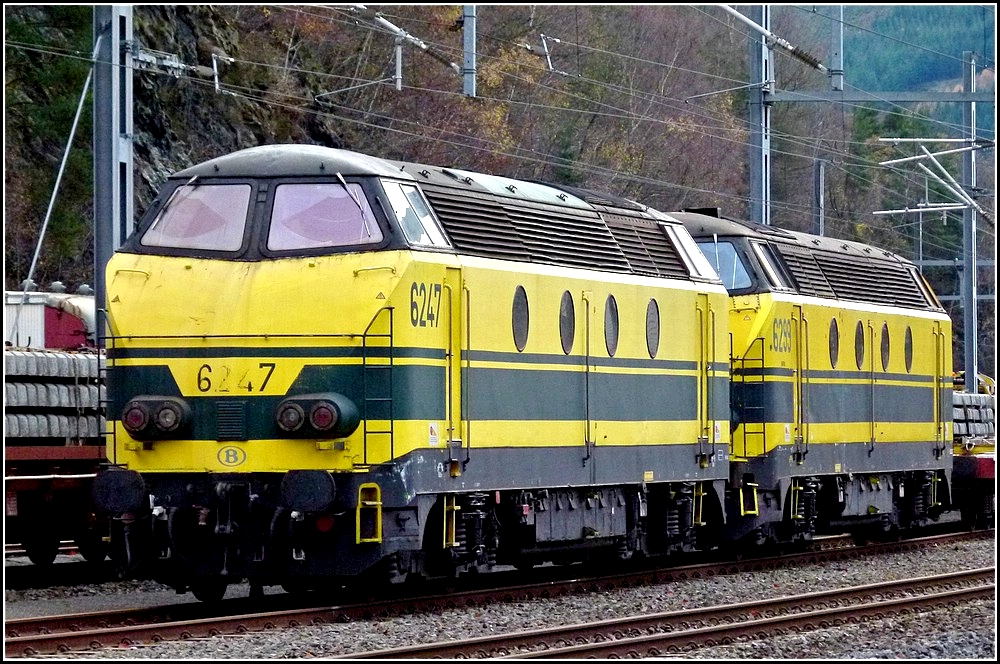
left=678, top=210, right=953, bottom=545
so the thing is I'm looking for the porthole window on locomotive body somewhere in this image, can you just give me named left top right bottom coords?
left=559, top=291, right=575, bottom=355
left=855, top=320, right=866, bottom=370
left=605, top=294, right=619, bottom=357
left=512, top=285, right=529, bottom=352
left=904, top=326, right=914, bottom=373
left=829, top=318, right=839, bottom=369
left=880, top=322, right=890, bottom=372
left=646, top=299, right=660, bottom=359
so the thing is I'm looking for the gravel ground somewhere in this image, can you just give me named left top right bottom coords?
left=5, top=538, right=996, bottom=660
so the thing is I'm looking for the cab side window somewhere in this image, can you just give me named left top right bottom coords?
left=382, top=181, right=450, bottom=247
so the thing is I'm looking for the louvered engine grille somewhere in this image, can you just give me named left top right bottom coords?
left=216, top=400, right=247, bottom=441
left=777, top=243, right=931, bottom=309
left=420, top=183, right=685, bottom=277
left=501, top=201, right=630, bottom=272
left=421, top=186, right=531, bottom=261
left=775, top=245, right=837, bottom=298
left=603, top=214, right=690, bottom=279
left=812, top=254, right=930, bottom=309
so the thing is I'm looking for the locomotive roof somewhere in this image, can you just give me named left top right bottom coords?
left=154, top=145, right=716, bottom=282
left=171, top=144, right=411, bottom=179
left=539, top=183, right=649, bottom=212
left=386, top=159, right=598, bottom=211
left=672, top=209, right=937, bottom=310
left=671, top=209, right=915, bottom=267
left=172, top=145, right=652, bottom=218
left=384, top=158, right=707, bottom=280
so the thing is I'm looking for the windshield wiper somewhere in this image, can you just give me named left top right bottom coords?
left=150, top=175, right=198, bottom=231
left=336, top=172, right=372, bottom=238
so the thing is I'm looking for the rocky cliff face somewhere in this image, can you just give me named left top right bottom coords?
left=131, top=5, right=351, bottom=215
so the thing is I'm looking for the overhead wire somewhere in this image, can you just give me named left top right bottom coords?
left=5, top=5, right=991, bottom=259
left=299, top=4, right=985, bottom=177
left=376, top=5, right=992, bottom=254
left=366, top=4, right=992, bottom=221
left=270, top=11, right=993, bottom=261
left=189, top=63, right=974, bottom=258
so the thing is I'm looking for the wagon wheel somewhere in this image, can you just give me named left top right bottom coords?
left=23, top=532, right=60, bottom=566
left=190, top=580, right=228, bottom=602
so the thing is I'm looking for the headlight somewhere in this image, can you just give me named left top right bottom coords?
left=309, top=402, right=337, bottom=431
left=122, top=402, right=150, bottom=434
left=276, top=402, right=305, bottom=432
left=274, top=393, right=360, bottom=438
left=121, top=396, right=191, bottom=439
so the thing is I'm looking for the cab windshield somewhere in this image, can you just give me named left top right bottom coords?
left=268, top=182, right=383, bottom=251
left=140, top=183, right=250, bottom=251
left=697, top=240, right=752, bottom=290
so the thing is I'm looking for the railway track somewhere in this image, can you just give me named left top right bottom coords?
left=5, top=542, right=85, bottom=558
left=5, top=529, right=992, bottom=658
left=0, top=517, right=972, bottom=591
left=341, top=567, right=996, bottom=659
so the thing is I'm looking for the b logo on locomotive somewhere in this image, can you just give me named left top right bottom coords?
left=217, top=446, right=247, bottom=467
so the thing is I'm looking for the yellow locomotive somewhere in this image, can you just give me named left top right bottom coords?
left=93, top=145, right=733, bottom=600
left=94, top=145, right=983, bottom=601
left=677, top=210, right=954, bottom=545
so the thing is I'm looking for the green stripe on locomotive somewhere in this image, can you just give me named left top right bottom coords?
left=732, top=372, right=947, bottom=424
left=107, top=359, right=729, bottom=434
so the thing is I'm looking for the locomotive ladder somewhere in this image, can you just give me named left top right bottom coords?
left=734, top=336, right=766, bottom=459
left=101, top=336, right=118, bottom=463
left=932, top=321, right=947, bottom=457
left=361, top=307, right=394, bottom=464
left=791, top=307, right=810, bottom=464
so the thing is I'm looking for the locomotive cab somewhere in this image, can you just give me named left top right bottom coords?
left=96, top=146, right=459, bottom=597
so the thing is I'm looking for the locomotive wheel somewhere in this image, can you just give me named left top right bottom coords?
left=191, top=580, right=228, bottom=602
left=25, top=542, right=59, bottom=566
left=850, top=530, right=871, bottom=546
